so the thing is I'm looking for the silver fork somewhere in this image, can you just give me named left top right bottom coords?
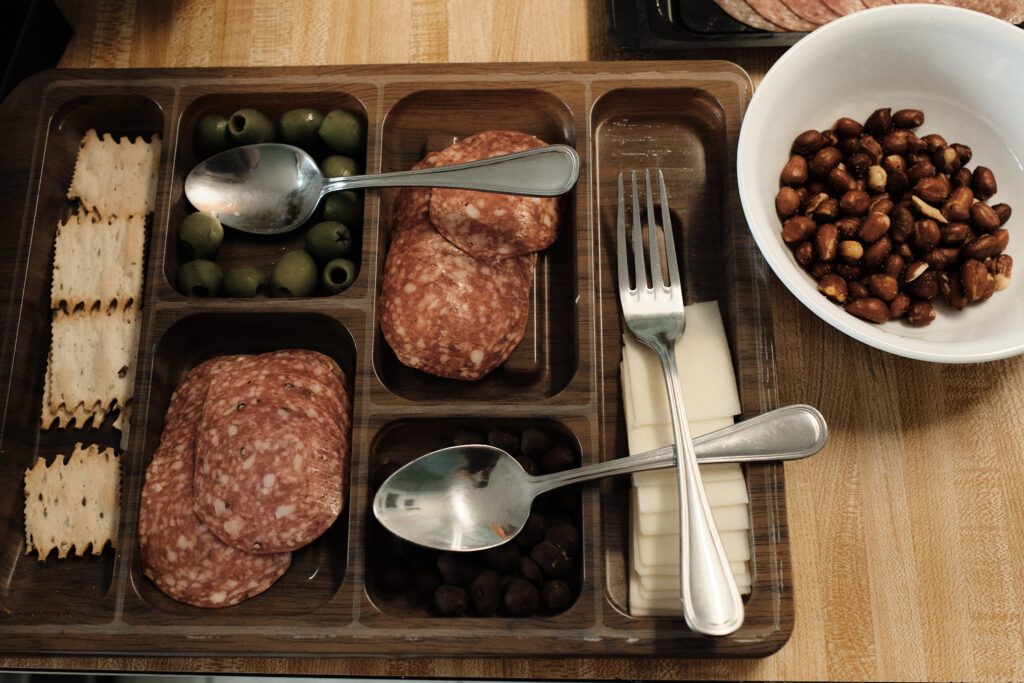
left=616, top=170, right=744, bottom=636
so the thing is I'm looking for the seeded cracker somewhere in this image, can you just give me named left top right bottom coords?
left=51, top=212, right=146, bottom=312
left=67, top=129, right=162, bottom=217
left=24, top=443, right=120, bottom=561
left=42, top=307, right=140, bottom=428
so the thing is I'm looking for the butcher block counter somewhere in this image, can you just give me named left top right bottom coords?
left=1, top=1, right=1023, bottom=681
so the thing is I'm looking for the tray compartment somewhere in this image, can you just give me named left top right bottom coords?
left=161, top=89, right=375, bottom=302
left=372, top=87, right=580, bottom=402
left=362, top=416, right=585, bottom=619
left=121, top=310, right=357, bottom=624
left=591, top=85, right=790, bottom=655
left=0, top=92, right=165, bottom=621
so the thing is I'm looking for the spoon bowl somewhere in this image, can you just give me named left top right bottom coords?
left=373, top=404, right=827, bottom=552
left=184, top=142, right=581, bottom=235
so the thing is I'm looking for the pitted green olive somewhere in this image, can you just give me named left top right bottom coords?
left=279, top=108, right=324, bottom=150
left=196, top=113, right=229, bottom=153
left=269, top=250, right=318, bottom=297
left=178, top=212, right=224, bottom=260
left=318, top=109, right=365, bottom=156
left=227, top=108, right=276, bottom=145
left=305, top=221, right=352, bottom=265
left=321, top=258, right=357, bottom=294
left=222, top=265, right=268, bottom=298
left=178, top=259, right=223, bottom=298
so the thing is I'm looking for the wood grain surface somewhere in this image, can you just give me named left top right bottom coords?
left=1, top=0, right=1022, bottom=680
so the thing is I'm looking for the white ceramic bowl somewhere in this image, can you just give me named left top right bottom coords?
left=738, top=5, right=1024, bottom=363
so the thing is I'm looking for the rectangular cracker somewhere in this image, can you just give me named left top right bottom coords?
left=51, top=211, right=146, bottom=312
left=67, top=129, right=161, bottom=217
left=42, top=307, right=140, bottom=422
left=24, top=443, right=120, bottom=561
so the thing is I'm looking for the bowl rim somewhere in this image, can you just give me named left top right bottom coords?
left=738, top=4, right=1024, bottom=364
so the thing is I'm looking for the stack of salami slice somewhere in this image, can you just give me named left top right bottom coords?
left=715, top=0, right=1023, bottom=32
left=379, top=131, right=560, bottom=381
left=138, top=349, right=351, bottom=608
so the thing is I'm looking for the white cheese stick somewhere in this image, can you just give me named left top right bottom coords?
left=634, top=476, right=748, bottom=515
left=639, top=503, right=750, bottom=536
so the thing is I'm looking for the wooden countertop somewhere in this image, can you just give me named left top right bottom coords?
left=3, top=1, right=1023, bottom=680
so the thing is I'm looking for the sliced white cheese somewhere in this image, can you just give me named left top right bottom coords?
left=621, top=300, right=741, bottom=426
left=633, top=457, right=744, bottom=490
left=639, top=502, right=750, bottom=536
left=638, top=563, right=748, bottom=592
left=634, top=477, right=749, bottom=515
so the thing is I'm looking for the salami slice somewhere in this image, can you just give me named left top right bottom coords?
left=745, top=0, right=818, bottom=29
left=194, top=354, right=349, bottom=554
left=779, top=0, right=841, bottom=24
left=713, top=0, right=786, bottom=29
left=429, top=131, right=559, bottom=260
left=380, top=186, right=535, bottom=381
left=821, top=0, right=867, bottom=14
left=139, top=360, right=291, bottom=608
left=935, top=0, right=1024, bottom=23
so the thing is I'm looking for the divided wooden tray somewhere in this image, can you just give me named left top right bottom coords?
left=0, top=61, right=788, bottom=657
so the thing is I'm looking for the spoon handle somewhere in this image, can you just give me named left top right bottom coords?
left=529, top=404, right=827, bottom=494
left=320, top=145, right=580, bottom=197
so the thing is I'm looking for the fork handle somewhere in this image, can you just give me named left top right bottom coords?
left=653, top=342, right=745, bottom=636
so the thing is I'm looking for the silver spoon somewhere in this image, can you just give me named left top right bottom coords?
left=184, top=142, right=580, bottom=235
left=372, top=404, right=827, bottom=552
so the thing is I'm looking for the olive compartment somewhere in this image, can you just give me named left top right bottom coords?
left=0, top=63, right=788, bottom=657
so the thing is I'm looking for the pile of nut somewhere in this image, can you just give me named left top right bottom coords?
left=777, top=107, right=1012, bottom=326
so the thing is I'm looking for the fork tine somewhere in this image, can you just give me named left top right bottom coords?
left=657, top=170, right=681, bottom=290
left=616, top=173, right=631, bottom=294
left=644, top=170, right=663, bottom=289
left=630, top=171, right=647, bottom=290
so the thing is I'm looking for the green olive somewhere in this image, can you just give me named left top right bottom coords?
left=320, top=154, right=359, bottom=178
left=318, top=109, right=365, bottom=156
left=227, top=108, right=276, bottom=145
left=322, top=190, right=363, bottom=227
left=222, top=265, right=268, bottom=298
left=321, top=258, right=357, bottom=294
left=178, top=212, right=224, bottom=260
left=269, top=250, right=318, bottom=297
left=196, top=113, right=229, bottom=153
left=305, top=221, right=352, bottom=265
left=279, top=108, right=324, bottom=150
left=178, top=260, right=223, bottom=298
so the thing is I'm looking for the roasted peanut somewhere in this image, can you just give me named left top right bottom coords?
left=840, top=189, right=871, bottom=216
left=913, top=219, right=941, bottom=251
left=972, top=166, right=997, bottom=199
left=847, top=297, right=891, bottom=323
left=892, top=109, right=925, bottom=128
left=868, top=195, right=894, bottom=216
left=848, top=152, right=873, bottom=178
left=890, top=292, right=911, bottom=318
left=818, top=273, right=848, bottom=303
left=903, top=260, right=929, bottom=283
left=906, top=270, right=939, bottom=301
left=990, top=254, right=1013, bottom=291
left=838, top=240, right=864, bottom=264
left=835, top=216, right=862, bottom=239
left=782, top=215, right=817, bottom=243
left=963, top=234, right=999, bottom=261
left=939, top=272, right=968, bottom=310
left=993, top=203, right=1012, bottom=226
left=942, top=186, right=974, bottom=222
left=780, top=155, right=809, bottom=186
left=886, top=170, right=910, bottom=195
left=939, top=221, right=971, bottom=246
left=932, top=146, right=961, bottom=174
left=833, top=117, right=863, bottom=139
left=864, top=108, right=892, bottom=138
left=815, top=223, right=839, bottom=261
left=969, top=202, right=1001, bottom=233
left=867, top=165, right=888, bottom=193
left=828, top=167, right=858, bottom=193
left=914, top=175, right=951, bottom=204
left=809, top=147, right=843, bottom=176
left=951, top=167, right=973, bottom=189
left=813, top=197, right=841, bottom=223
left=864, top=235, right=893, bottom=272
left=882, top=253, right=906, bottom=280
left=794, top=240, right=814, bottom=268
left=859, top=134, right=883, bottom=163
left=907, top=300, right=936, bottom=327
left=907, top=161, right=937, bottom=184
left=865, top=273, right=899, bottom=302
left=952, top=143, right=972, bottom=165
left=992, top=228, right=1009, bottom=254
left=792, top=130, right=826, bottom=156
left=848, top=281, right=870, bottom=300
left=811, top=261, right=834, bottom=279
left=911, top=195, right=948, bottom=224
left=858, top=212, right=890, bottom=243
left=919, top=133, right=947, bottom=153
left=833, top=263, right=862, bottom=280
left=776, top=186, right=801, bottom=217
left=924, top=247, right=961, bottom=271
left=961, top=259, right=990, bottom=302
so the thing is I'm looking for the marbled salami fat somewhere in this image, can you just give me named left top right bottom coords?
left=138, top=359, right=291, bottom=608
left=712, top=0, right=785, bottom=29
left=194, top=352, right=349, bottom=553
left=429, top=131, right=559, bottom=260
left=380, top=186, right=536, bottom=380
left=745, top=0, right=817, bottom=29
left=780, top=0, right=840, bottom=24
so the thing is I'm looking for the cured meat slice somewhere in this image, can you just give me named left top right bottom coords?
left=745, top=0, right=818, bottom=29
left=821, top=0, right=867, bottom=13
left=429, top=130, right=559, bottom=260
left=380, top=186, right=535, bottom=381
left=780, top=0, right=841, bottom=24
left=194, top=355, right=349, bottom=554
left=713, top=0, right=785, bottom=29
left=935, top=0, right=1024, bottom=23
left=139, top=360, right=291, bottom=608
left=861, top=0, right=893, bottom=7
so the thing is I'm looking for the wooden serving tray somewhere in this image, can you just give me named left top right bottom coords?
left=0, top=62, right=788, bottom=657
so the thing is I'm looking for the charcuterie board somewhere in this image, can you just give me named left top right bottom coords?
left=0, top=62, right=788, bottom=657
